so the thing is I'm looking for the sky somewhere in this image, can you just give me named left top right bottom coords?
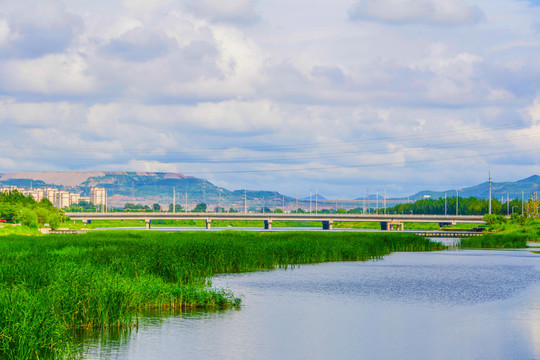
left=0, top=0, right=540, bottom=199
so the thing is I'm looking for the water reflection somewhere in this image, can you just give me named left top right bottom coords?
left=81, top=250, right=540, bottom=360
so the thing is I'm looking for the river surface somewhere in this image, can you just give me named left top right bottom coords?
left=81, top=248, right=540, bottom=360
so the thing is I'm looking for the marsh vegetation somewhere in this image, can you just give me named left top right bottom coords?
left=0, top=231, right=441, bottom=359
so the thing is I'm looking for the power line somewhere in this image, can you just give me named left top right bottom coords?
left=5, top=132, right=539, bottom=164
left=0, top=119, right=533, bottom=155
left=179, top=146, right=540, bottom=175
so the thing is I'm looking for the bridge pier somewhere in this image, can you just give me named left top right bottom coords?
left=439, top=222, right=452, bottom=229
left=322, top=220, right=333, bottom=230
left=145, top=219, right=151, bottom=230
left=206, top=219, right=212, bottom=230
left=380, top=221, right=403, bottom=231
left=264, top=220, right=272, bottom=230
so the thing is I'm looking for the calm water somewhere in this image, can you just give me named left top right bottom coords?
left=82, top=248, right=540, bottom=360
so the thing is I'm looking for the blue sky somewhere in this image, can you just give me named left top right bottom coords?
left=0, top=0, right=539, bottom=198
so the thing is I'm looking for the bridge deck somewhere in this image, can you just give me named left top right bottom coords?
left=66, top=212, right=485, bottom=224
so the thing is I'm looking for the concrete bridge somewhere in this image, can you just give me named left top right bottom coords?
left=65, top=212, right=485, bottom=231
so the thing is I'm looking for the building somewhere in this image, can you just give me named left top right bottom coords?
left=90, top=187, right=106, bottom=206
left=1, top=185, right=105, bottom=210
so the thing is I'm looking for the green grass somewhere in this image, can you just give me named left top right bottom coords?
left=0, top=225, right=42, bottom=236
left=459, top=233, right=529, bottom=248
left=0, top=230, right=442, bottom=358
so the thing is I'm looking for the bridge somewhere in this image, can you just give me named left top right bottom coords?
left=65, top=212, right=485, bottom=231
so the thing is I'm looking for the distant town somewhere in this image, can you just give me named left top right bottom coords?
left=0, top=186, right=106, bottom=209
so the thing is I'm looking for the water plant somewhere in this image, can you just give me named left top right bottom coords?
left=459, top=233, right=528, bottom=248
left=0, top=231, right=442, bottom=358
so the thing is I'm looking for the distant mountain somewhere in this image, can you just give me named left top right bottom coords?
left=400, top=175, right=540, bottom=201
left=301, top=194, right=327, bottom=200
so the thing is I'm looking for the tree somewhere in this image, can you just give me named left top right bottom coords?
left=153, top=203, right=161, bottom=211
left=18, top=208, right=38, bottom=229
left=48, top=213, right=62, bottom=230
left=124, top=203, right=150, bottom=211
left=274, top=208, right=284, bottom=213
left=168, top=204, right=183, bottom=212
left=193, top=203, right=207, bottom=212
left=524, top=197, right=539, bottom=218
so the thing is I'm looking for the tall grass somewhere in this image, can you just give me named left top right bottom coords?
left=0, top=231, right=442, bottom=358
left=459, top=233, right=529, bottom=248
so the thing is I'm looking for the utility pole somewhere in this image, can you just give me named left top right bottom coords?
left=363, top=190, right=367, bottom=214
left=282, top=195, right=285, bottom=212
left=445, top=193, right=447, bottom=216
left=173, top=187, right=176, bottom=214
left=310, top=189, right=312, bottom=213
left=296, top=192, right=298, bottom=212
left=383, top=190, right=386, bottom=215
left=488, top=171, right=492, bottom=215
left=376, top=192, right=379, bottom=214
left=244, top=187, right=247, bottom=213
left=366, top=187, right=369, bottom=214
left=456, top=189, right=459, bottom=216
left=522, top=191, right=524, bottom=215
left=507, top=193, right=509, bottom=216
left=185, top=190, right=188, bottom=212
left=202, top=184, right=206, bottom=205
left=315, top=187, right=318, bottom=214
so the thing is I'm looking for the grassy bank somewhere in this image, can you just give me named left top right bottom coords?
left=0, top=231, right=442, bottom=359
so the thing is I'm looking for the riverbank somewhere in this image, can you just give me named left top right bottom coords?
left=0, top=230, right=442, bottom=359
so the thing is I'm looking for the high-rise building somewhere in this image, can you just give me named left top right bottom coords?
left=54, top=191, right=71, bottom=209
left=90, top=187, right=106, bottom=206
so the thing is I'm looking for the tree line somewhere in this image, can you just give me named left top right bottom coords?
left=0, top=190, right=65, bottom=229
left=385, top=196, right=524, bottom=216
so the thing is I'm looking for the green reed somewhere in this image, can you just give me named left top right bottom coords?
left=459, top=233, right=529, bottom=248
left=0, top=230, right=442, bottom=358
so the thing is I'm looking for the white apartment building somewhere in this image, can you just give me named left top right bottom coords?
left=90, top=187, right=106, bottom=205
left=1, top=186, right=106, bottom=209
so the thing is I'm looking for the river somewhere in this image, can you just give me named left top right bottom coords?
left=81, top=247, right=540, bottom=360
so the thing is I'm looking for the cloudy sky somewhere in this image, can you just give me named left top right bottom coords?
left=1, top=0, right=540, bottom=198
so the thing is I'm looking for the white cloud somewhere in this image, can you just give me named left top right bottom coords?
left=349, top=0, right=484, bottom=26
left=0, top=0, right=539, bottom=196
left=527, top=95, right=540, bottom=123
left=1, top=0, right=83, bottom=58
left=0, top=53, right=98, bottom=95
left=186, top=0, right=259, bottom=23
left=0, top=19, right=15, bottom=47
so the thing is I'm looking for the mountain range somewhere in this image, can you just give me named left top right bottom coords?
left=1, top=171, right=538, bottom=208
